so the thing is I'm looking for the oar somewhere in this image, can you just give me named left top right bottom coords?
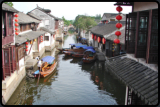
left=37, top=67, right=41, bottom=86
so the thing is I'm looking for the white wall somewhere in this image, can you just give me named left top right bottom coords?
left=37, top=20, right=45, bottom=29
left=39, top=36, right=45, bottom=51
left=134, top=2, right=158, bottom=12
left=19, top=57, right=25, bottom=71
left=44, top=33, right=51, bottom=46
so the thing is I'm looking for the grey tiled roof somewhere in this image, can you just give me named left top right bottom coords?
left=102, top=13, right=126, bottom=21
left=90, top=21, right=125, bottom=37
left=36, top=6, right=59, bottom=20
left=2, top=3, right=19, bottom=13
left=39, top=27, right=55, bottom=35
left=106, top=27, right=125, bottom=44
left=106, top=56, right=158, bottom=105
left=27, top=12, right=42, bottom=21
left=47, top=13, right=59, bottom=20
left=17, top=12, right=40, bottom=24
left=15, top=31, right=46, bottom=44
left=103, top=13, right=119, bottom=18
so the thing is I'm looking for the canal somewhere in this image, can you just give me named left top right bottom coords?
left=6, top=34, right=126, bottom=105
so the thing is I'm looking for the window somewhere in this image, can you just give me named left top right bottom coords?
left=150, top=9, right=158, bottom=49
left=8, top=15, right=12, bottom=28
left=2, top=11, right=6, bottom=37
left=139, top=17, right=148, bottom=29
left=45, top=20, right=49, bottom=25
left=18, top=45, right=24, bottom=60
left=4, top=51, right=9, bottom=64
left=45, top=36, right=49, bottom=41
left=138, top=11, right=149, bottom=46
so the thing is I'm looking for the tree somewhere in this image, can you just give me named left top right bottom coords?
left=73, top=15, right=97, bottom=32
left=4, top=2, right=13, bottom=7
left=62, top=16, right=74, bottom=26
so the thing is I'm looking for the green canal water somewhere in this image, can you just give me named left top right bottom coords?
left=6, top=34, right=126, bottom=105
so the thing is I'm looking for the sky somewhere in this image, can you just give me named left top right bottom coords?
left=12, top=2, right=132, bottom=20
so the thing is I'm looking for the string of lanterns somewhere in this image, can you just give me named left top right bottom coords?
left=14, top=14, right=19, bottom=35
left=114, top=6, right=123, bottom=44
left=25, top=42, right=28, bottom=51
left=91, top=33, right=106, bottom=44
left=41, top=36, right=43, bottom=42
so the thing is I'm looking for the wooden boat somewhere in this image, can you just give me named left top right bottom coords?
left=63, top=45, right=94, bottom=56
left=82, top=49, right=96, bottom=63
left=57, top=43, right=83, bottom=52
left=57, top=48, right=70, bottom=52
left=80, top=38, right=87, bottom=45
left=32, top=56, right=57, bottom=78
left=72, top=51, right=84, bottom=58
left=71, top=46, right=94, bottom=57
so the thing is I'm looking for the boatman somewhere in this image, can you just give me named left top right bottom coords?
left=38, top=59, right=43, bottom=72
left=36, top=56, right=40, bottom=61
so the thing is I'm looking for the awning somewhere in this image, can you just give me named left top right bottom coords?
left=42, top=56, right=55, bottom=64
left=84, top=49, right=96, bottom=53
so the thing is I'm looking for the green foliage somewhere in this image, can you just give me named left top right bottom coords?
left=62, top=16, right=74, bottom=26
left=73, top=15, right=97, bottom=32
left=4, top=2, right=13, bottom=7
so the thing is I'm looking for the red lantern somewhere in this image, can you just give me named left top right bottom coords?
left=14, top=14, right=19, bottom=17
left=116, top=15, right=122, bottom=20
left=92, top=34, right=94, bottom=39
left=116, top=23, right=122, bottom=29
left=25, top=42, right=28, bottom=45
left=115, top=31, right=121, bottom=36
left=94, top=35, right=97, bottom=40
left=15, top=19, right=18, bottom=22
left=15, top=32, right=19, bottom=35
left=97, top=37, right=101, bottom=43
left=25, top=49, right=28, bottom=51
left=114, top=38, right=120, bottom=44
left=15, top=28, right=19, bottom=31
left=116, top=6, right=123, bottom=12
left=102, top=38, right=106, bottom=44
left=26, top=45, right=28, bottom=48
left=15, top=23, right=19, bottom=26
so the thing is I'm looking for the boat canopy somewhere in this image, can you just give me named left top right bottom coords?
left=81, top=38, right=86, bottom=40
left=42, top=56, right=55, bottom=64
left=69, top=43, right=82, bottom=46
left=84, top=49, right=96, bottom=53
left=75, top=46, right=94, bottom=49
left=75, top=45, right=88, bottom=49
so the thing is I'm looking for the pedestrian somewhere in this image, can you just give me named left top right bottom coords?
left=36, top=56, right=40, bottom=61
left=38, top=59, right=43, bottom=72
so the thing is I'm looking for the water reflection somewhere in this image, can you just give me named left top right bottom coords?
left=7, top=34, right=126, bottom=105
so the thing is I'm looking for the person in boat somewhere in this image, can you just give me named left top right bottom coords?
left=38, top=59, right=43, bottom=72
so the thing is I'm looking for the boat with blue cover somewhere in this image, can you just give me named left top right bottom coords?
left=57, top=43, right=83, bottom=52
left=82, top=49, right=96, bottom=63
left=63, top=45, right=94, bottom=56
left=32, top=56, right=57, bottom=78
left=72, top=46, right=95, bottom=58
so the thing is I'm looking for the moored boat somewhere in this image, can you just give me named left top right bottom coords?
left=57, top=43, right=83, bottom=52
left=80, top=38, right=87, bottom=45
left=32, top=56, right=57, bottom=78
left=72, top=46, right=95, bottom=57
left=63, top=46, right=94, bottom=56
left=82, top=49, right=96, bottom=63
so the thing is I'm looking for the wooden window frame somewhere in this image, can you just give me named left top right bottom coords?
left=17, top=45, right=24, bottom=60
left=125, top=12, right=137, bottom=53
left=2, top=11, right=6, bottom=37
left=44, top=36, right=49, bottom=41
left=135, top=10, right=149, bottom=58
